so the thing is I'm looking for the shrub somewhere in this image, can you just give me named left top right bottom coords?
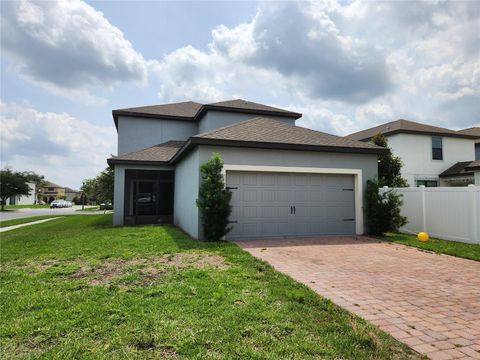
left=196, top=153, right=232, bottom=241
left=365, top=179, right=407, bottom=235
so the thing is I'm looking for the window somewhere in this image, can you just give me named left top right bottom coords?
left=48, top=187, right=54, bottom=191
left=416, top=180, right=438, bottom=187
left=432, top=136, right=443, bottom=160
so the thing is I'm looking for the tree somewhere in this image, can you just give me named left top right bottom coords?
left=21, top=171, right=46, bottom=203
left=96, top=167, right=114, bottom=203
left=80, top=167, right=114, bottom=205
left=365, top=179, right=407, bottom=235
left=196, top=153, right=232, bottom=241
left=371, top=133, right=408, bottom=187
left=80, top=178, right=99, bottom=205
left=0, top=168, right=31, bottom=211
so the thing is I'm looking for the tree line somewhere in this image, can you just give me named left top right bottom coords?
left=0, top=167, right=114, bottom=210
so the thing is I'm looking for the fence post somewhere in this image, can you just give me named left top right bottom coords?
left=468, top=185, right=478, bottom=243
left=419, top=185, right=426, bottom=232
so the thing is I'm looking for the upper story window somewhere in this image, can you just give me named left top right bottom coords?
left=48, top=187, right=54, bottom=191
left=432, top=136, right=443, bottom=160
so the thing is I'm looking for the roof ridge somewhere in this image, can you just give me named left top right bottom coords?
left=193, top=116, right=267, bottom=138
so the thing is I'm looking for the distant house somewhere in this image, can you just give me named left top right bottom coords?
left=7, top=182, right=36, bottom=205
left=346, top=119, right=478, bottom=187
left=40, top=182, right=80, bottom=203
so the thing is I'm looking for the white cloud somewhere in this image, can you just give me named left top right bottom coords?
left=150, top=0, right=478, bottom=134
left=0, top=102, right=116, bottom=188
left=1, top=0, right=148, bottom=103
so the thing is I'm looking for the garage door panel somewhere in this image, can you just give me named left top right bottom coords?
left=243, top=206, right=258, bottom=218
left=277, top=205, right=292, bottom=217
left=294, top=190, right=309, bottom=202
left=242, top=174, right=258, bottom=185
left=277, top=174, right=292, bottom=186
left=261, top=174, right=276, bottom=186
left=261, top=190, right=275, bottom=202
left=231, top=205, right=241, bottom=218
left=243, top=190, right=258, bottom=202
left=261, top=206, right=276, bottom=218
left=276, top=190, right=292, bottom=202
left=227, top=171, right=355, bottom=239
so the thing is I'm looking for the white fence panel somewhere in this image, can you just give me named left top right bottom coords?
left=382, top=185, right=480, bottom=244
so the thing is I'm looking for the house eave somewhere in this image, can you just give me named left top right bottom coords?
left=357, top=129, right=479, bottom=142
left=171, top=138, right=387, bottom=164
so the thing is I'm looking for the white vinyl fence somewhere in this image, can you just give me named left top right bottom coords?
left=381, top=185, right=480, bottom=244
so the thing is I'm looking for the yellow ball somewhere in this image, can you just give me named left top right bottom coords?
left=417, top=232, right=429, bottom=242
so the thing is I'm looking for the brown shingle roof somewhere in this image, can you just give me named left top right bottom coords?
left=204, top=99, right=301, bottom=118
left=44, top=181, right=63, bottom=188
left=457, top=127, right=480, bottom=143
left=174, top=117, right=387, bottom=160
left=113, top=101, right=202, bottom=120
left=465, top=160, right=480, bottom=171
left=439, top=161, right=476, bottom=177
left=112, top=99, right=302, bottom=128
left=107, top=140, right=185, bottom=165
left=346, top=119, right=478, bottom=141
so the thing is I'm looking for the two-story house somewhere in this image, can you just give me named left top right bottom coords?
left=40, top=181, right=66, bottom=203
left=39, top=182, right=80, bottom=203
left=346, top=119, right=478, bottom=187
left=107, top=100, right=386, bottom=240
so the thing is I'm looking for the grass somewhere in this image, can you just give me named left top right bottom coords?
left=0, top=215, right=62, bottom=228
left=0, top=215, right=420, bottom=359
left=383, top=232, right=480, bottom=262
left=3, top=205, right=50, bottom=210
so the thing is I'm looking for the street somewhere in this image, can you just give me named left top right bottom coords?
left=0, top=206, right=110, bottom=221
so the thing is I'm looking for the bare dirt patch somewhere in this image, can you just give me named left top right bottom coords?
left=69, top=253, right=229, bottom=286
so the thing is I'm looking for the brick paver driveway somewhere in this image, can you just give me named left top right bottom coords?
left=236, top=237, right=480, bottom=359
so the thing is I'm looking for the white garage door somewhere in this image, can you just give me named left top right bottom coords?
left=227, top=171, right=355, bottom=239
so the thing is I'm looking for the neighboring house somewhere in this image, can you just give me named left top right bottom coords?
left=346, top=119, right=477, bottom=187
left=7, top=182, right=36, bottom=205
left=39, top=182, right=80, bottom=203
left=457, top=127, right=480, bottom=160
left=107, top=99, right=386, bottom=240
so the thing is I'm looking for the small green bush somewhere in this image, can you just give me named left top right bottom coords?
left=196, top=153, right=232, bottom=242
left=365, top=179, right=407, bottom=235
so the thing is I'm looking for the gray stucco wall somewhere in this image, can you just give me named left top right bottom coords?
left=112, top=163, right=174, bottom=226
left=117, top=116, right=197, bottom=155
left=197, top=111, right=296, bottom=134
left=173, top=148, right=200, bottom=238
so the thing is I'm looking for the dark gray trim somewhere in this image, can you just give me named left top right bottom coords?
left=107, top=158, right=170, bottom=167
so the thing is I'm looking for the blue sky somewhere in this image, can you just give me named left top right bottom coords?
left=1, top=0, right=479, bottom=188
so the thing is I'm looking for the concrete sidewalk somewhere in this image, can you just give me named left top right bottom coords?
left=0, top=217, right=63, bottom=232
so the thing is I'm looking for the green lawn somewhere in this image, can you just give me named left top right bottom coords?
left=383, top=232, right=480, bottom=262
left=3, top=205, right=50, bottom=210
left=0, top=215, right=419, bottom=359
left=0, top=216, right=62, bottom=228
